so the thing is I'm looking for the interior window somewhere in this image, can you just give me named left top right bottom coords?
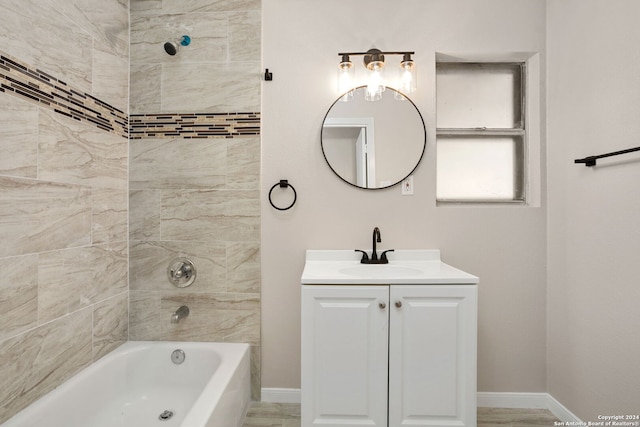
left=436, top=62, right=526, bottom=203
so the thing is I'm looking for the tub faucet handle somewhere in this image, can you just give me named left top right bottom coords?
left=167, top=258, right=197, bottom=288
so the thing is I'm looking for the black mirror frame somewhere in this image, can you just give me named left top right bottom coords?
left=320, top=86, right=427, bottom=190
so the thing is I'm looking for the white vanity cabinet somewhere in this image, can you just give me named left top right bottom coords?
left=301, top=283, right=477, bottom=427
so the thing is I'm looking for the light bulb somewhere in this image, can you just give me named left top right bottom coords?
left=365, top=62, right=385, bottom=102
left=398, top=55, right=417, bottom=95
left=337, top=56, right=355, bottom=102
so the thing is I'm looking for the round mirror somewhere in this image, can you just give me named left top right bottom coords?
left=321, top=86, right=426, bottom=189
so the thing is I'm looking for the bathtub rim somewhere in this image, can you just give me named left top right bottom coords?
left=0, top=340, right=251, bottom=427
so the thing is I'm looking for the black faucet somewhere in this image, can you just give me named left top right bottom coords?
left=355, top=227, right=395, bottom=264
left=372, top=227, right=381, bottom=261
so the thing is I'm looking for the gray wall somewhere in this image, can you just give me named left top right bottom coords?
left=0, top=0, right=129, bottom=423
left=547, top=0, right=640, bottom=419
left=261, top=0, right=548, bottom=392
left=128, top=0, right=262, bottom=400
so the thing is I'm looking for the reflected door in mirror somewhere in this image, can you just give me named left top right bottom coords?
left=321, top=86, right=426, bottom=189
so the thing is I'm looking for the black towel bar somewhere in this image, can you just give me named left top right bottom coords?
left=575, top=146, right=640, bottom=167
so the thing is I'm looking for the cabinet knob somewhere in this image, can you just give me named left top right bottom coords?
left=379, top=302, right=386, bottom=309
left=395, top=300, right=402, bottom=308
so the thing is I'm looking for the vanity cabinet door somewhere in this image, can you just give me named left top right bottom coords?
left=388, top=285, right=477, bottom=427
left=302, top=285, right=389, bottom=427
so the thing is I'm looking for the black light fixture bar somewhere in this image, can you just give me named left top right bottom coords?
left=574, top=145, right=640, bottom=167
left=336, top=48, right=418, bottom=100
left=338, top=51, right=415, bottom=57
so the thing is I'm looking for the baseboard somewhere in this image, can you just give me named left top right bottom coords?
left=546, top=394, right=583, bottom=423
left=261, top=389, right=582, bottom=423
left=478, top=392, right=581, bottom=423
left=477, top=392, right=549, bottom=409
left=260, top=388, right=301, bottom=404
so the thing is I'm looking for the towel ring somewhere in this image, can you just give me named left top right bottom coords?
left=269, top=180, right=297, bottom=211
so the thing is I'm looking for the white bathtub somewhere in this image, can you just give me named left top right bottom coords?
left=1, top=341, right=251, bottom=427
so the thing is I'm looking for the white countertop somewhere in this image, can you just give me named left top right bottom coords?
left=301, top=250, right=479, bottom=285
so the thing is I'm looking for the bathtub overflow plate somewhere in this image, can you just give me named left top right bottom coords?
left=159, top=410, right=174, bottom=421
left=171, top=349, right=186, bottom=364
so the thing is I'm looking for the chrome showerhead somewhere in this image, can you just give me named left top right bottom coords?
left=164, top=35, right=191, bottom=56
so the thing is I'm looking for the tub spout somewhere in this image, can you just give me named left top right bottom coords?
left=171, top=305, right=190, bottom=324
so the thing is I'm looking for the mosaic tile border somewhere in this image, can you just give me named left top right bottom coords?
left=129, top=112, right=260, bottom=139
left=0, top=52, right=128, bottom=138
left=0, top=52, right=260, bottom=140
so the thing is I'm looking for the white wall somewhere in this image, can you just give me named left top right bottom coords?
left=547, top=0, right=640, bottom=419
left=262, top=0, right=547, bottom=392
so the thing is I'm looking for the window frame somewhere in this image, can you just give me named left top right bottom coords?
left=435, top=60, right=532, bottom=205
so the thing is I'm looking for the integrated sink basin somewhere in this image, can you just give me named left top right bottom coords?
left=301, top=250, right=478, bottom=285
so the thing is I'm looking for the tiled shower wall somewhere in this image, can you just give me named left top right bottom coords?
left=0, top=0, right=129, bottom=423
left=129, top=0, right=262, bottom=400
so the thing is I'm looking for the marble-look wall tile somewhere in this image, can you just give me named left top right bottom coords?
left=161, top=292, right=260, bottom=344
left=129, top=189, right=162, bottom=240
left=0, top=309, right=93, bottom=425
left=161, top=189, right=260, bottom=242
left=0, top=52, right=128, bottom=138
left=161, top=62, right=261, bottom=112
left=129, top=291, right=163, bottom=341
left=0, top=95, right=39, bottom=178
left=220, top=308, right=260, bottom=344
left=0, top=0, right=93, bottom=93
left=0, top=255, right=38, bottom=341
left=130, top=291, right=259, bottom=345
left=92, top=43, right=129, bottom=112
left=130, top=13, right=227, bottom=65
left=0, top=177, right=91, bottom=258
left=161, top=0, right=261, bottom=13
left=227, top=136, right=260, bottom=190
left=38, top=242, right=128, bottom=323
left=129, top=240, right=226, bottom=292
left=250, top=345, right=261, bottom=401
left=129, top=0, right=261, bottom=401
left=50, top=0, right=130, bottom=56
left=229, top=11, right=261, bottom=62
left=92, top=187, right=128, bottom=244
left=130, top=64, right=162, bottom=114
left=227, top=242, right=260, bottom=293
left=38, top=110, right=127, bottom=191
left=1, top=1, right=129, bottom=423
left=129, top=137, right=226, bottom=190
left=130, top=0, right=162, bottom=12
left=93, top=292, right=128, bottom=360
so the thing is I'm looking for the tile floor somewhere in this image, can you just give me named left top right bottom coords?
left=241, top=402, right=561, bottom=427
left=242, top=402, right=300, bottom=427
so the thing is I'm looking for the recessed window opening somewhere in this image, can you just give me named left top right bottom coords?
left=436, top=62, right=527, bottom=203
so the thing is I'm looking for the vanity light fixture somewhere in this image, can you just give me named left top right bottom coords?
left=397, top=52, right=417, bottom=99
left=337, top=54, right=355, bottom=102
left=337, top=49, right=417, bottom=101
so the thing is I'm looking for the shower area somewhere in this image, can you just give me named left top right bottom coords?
left=0, top=0, right=261, bottom=422
left=128, top=0, right=262, bottom=399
